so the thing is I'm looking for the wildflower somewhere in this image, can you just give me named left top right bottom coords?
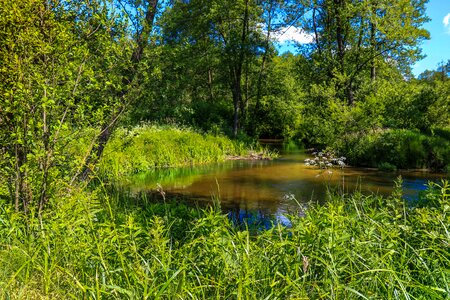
left=282, top=193, right=296, bottom=201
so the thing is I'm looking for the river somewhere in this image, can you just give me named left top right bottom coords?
left=122, top=149, right=446, bottom=225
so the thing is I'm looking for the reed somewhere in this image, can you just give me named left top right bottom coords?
left=0, top=180, right=448, bottom=299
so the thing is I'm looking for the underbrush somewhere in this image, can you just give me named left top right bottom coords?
left=0, top=180, right=449, bottom=299
left=98, top=125, right=251, bottom=177
left=340, top=129, right=450, bottom=170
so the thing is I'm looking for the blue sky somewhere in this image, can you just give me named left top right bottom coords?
left=275, top=0, right=450, bottom=77
left=411, top=0, right=450, bottom=76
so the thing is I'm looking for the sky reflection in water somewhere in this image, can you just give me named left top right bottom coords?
left=124, top=150, right=447, bottom=226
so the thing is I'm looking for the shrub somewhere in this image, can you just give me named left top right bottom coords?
left=377, top=162, right=397, bottom=172
left=340, top=129, right=450, bottom=170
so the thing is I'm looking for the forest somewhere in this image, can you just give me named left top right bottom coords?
left=0, top=0, right=449, bottom=298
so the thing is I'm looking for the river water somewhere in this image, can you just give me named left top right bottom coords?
left=123, top=150, right=446, bottom=225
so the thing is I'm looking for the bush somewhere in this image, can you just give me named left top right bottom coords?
left=341, top=129, right=450, bottom=170
left=377, top=162, right=397, bottom=172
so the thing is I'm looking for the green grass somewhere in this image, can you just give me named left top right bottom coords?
left=97, top=125, right=269, bottom=178
left=0, top=179, right=449, bottom=299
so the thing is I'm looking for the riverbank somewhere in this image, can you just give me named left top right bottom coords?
left=97, top=125, right=275, bottom=177
left=0, top=179, right=448, bottom=298
left=336, top=128, right=450, bottom=172
left=226, top=150, right=274, bottom=160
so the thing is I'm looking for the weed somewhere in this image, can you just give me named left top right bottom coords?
left=0, top=180, right=448, bottom=299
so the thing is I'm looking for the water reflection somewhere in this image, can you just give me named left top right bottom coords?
left=227, top=208, right=293, bottom=230
left=123, top=150, right=447, bottom=221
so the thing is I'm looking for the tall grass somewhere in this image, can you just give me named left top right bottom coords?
left=341, top=129, right=450, bottom=170
left=98, top=125, right=250, bottom=177
left=0, top=179, right=449, bottom=299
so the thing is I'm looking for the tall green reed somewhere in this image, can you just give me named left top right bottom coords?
left=0, top=180, right=448, bottom=299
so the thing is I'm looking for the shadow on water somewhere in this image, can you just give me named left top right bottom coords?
left=118, top=143, right=447, bottom=228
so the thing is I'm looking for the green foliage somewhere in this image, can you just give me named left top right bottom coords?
left=250, top=54, right=305, bottom=139
left=380, top=80, right=450, bottom=131
left=297, top=83, right=342, bottom=147
left=377, top=162, right=397, bottom=172
left=99, top=125, right=247, bottom=176
left=341, top=129, right=450, bottom=170
left=0, top=0, right=86, bottom=211
left=0, top=0, right=132, bottom=211
left=0, top=180, right=449, bottom=298
left=291, top=0, right=429, bottom=105
left=433, top=127, right=450, bottom=140
left=297, top=72, right=449, bottom=168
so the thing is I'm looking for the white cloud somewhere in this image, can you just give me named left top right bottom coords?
left=273, top=26, right=314, bottom=44
left=443, top=13, right=450, bottom=33
left=444, top=13, right=450, bottom=26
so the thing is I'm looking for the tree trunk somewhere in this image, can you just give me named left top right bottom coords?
left=79, top=0, right=158, bottom=180
left=14, top=144, right=23, bottom=212
left=208, top=68, right=214, bottom=102
left=312, top=6, right=322, bottom=56
left=233, top=98, right=240, bottom=137
left=38, top=107, right=50, bottom=215
left=231, top=0, right=248, bottom=137
left=255, top=0, right=275, bottom=115
left=80, top=125, right=111, bottom=180
left=79, top=107, right=123, bottom=181
left=347, top=81, right=354, bottom=106
left=132, top=0, right=158, bottom=63
left=231, top=67, right=242, bottom=137
left=335, top=0, right=345, bottom=72
left=370, top=19, right=376, bottom=81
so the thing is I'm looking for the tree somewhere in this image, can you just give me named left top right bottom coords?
left=0, top=0, right=146, bottom=212
left=77, top=0, right=160, bottom=180
left=160, top=0, right=267, bottom=136
left=419, top=60, right=450, bottom=82
left=0, top=0, right=98, bottom=212
left=294, top=0, right=430, bottom=104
